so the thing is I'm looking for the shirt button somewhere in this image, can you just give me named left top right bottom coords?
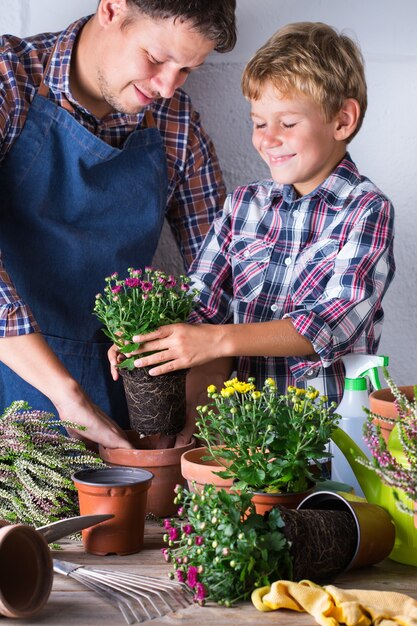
left=284, top=257, right=292, bottom=266
left=244, top=250, right=251, bottom=258
left=271, top=304, right=278, bottom=312
left=305, top=369, right=315, bottom=378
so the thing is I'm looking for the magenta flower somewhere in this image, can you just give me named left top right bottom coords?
left=111, top=285, right=122, bottom=294
left=176, top=569, right=185, bottom=583
left=180, top=283, right=190, bottom=292
left=183, top=524, right=194, bottom=535
left=195, top=535, right=204, bottom=546
left=141, top=281, right=153, bottom=292
left=168, top=527, right=179, bottom=541
left=163, top=518, right=172, bottom=529
left=177, top=506, right=184, bottom=517
left=187, top=566, right=198, bottom=588
left=194, top=582, right=207, bottom=602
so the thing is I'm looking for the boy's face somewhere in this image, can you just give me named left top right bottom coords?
left=250, top=83, right=347, bottom=196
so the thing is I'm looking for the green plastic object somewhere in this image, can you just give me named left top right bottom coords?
left=331, top=426, right=417, bottom=567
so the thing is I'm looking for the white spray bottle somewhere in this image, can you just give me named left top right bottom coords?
left=331, top=353, right=389, bottom=496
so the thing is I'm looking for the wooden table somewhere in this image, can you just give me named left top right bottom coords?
left=13, top=521, right=417, bottom=625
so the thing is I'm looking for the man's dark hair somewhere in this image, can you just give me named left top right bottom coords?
left=125, top=0, right=237, bottom=53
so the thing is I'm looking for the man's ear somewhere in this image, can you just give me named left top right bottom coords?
left=97, top=0, right=128, bottom=27
left=333, top=98, right=360, bottom=141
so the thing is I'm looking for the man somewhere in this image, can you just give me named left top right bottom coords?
left=0, top=0, right=236, bottom=448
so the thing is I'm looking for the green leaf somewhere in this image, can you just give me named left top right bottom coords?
left=117, top=356, right=136, bottom=370
left=119, top=343, right=140, bottom=354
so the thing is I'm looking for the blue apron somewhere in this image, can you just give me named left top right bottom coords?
left=0, top=65, right=168, bottom=427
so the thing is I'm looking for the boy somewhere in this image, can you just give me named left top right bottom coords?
left=113, top=22, right=395, bottom=445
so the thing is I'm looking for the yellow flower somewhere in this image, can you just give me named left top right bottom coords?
left=265, top=378, right=276, bottom=388
left=306, top=390, right=319, bottom=400
left=207, top=384, right=217, bottom=394
left=221, top=387, right=235, bottom=398
left=232, top=381, right=255, bottom=394
left=251, top=391, right=261, bottom=400
left=295, top=388, right=306, bottom=396
left=224, top=377, right=239, bottom=388
left=287, top=385, right=296, bottom=393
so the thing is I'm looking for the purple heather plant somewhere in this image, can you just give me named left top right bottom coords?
left=93, top=267, right=197, bottom=370
left=360, top=370, right=417, bottom=515
left=161, top=483, right=292, bottom=606
left=0, top=401, right=103, bottom=527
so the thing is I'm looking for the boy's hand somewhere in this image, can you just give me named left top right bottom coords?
left=108, top=343, right=124, bottom=381
left=131, top=323, right=227, bottom=376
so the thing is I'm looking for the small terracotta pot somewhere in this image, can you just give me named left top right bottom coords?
left=370, top=385, right=415, bottom=443
left=297, top=490, right=396, bottom=571
left=99, top=431, right=195, bottom=517
left=0, top=522, right=53, bottom=618
left=251, top=485, right=315, bottom=515
left=181, top=447, right=234, bottom=493
left=72, top=466, right=153, bottom=556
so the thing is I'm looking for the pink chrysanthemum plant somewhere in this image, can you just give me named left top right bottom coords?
left=93, top=267, right=197, bottom=370
left=360, top=371, right=417, bottom=516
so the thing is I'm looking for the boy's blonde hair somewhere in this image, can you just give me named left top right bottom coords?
left=242, top=22, right=367, bottom=141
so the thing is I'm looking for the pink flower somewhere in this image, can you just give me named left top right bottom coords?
left=180, top=283, right=190, bottom=292
left=141, top=281, right=153, bottom=292
left=176, top=569, right=185, bottom=583
left=160, top=548, right=170, bottom=562
left=195, top=536, right=204, bottom=546
left=111, top=285, right=122, bottom=294
left=163, top=519, right=172, bottom=529
left=187, top=566, right=198, bottom=588
left=125, top=277, right=141, bottom=288
left=177, top=506, right=184, bottom=516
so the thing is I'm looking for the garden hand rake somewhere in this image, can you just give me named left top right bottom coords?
left=53, top=559, right=193, bottom=624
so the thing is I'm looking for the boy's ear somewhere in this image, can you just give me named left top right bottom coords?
left=333, top=98, right=360, bottom=142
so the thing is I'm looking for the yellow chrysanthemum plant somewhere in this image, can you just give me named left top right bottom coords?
left=195, top=378, right=340, bottom=494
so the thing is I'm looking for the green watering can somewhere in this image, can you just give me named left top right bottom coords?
left=331, top=425, right=417, bottom=566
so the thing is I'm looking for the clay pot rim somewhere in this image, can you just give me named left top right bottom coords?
left=99, top=436, right=196, bottom=466
left=370, top=385, right=415, bottom=403
left=72, top=466, right=154, bottom=487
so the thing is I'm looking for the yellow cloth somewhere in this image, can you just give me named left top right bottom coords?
left=252, top=580, right=417, bottom=626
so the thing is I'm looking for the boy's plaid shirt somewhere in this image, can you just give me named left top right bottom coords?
left=188, top=154, right=395, bottom=404
left=0, top=17, right=225, bottom=336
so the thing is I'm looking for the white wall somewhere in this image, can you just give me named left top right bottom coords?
left=1, top=0, right=416, bottom=385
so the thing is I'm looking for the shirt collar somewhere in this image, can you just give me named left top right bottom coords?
left=264, top=153, right=362, bottom=211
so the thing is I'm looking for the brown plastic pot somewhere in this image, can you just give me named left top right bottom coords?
left=0, top=521, right=53, bottom=618
left=99, top=431, right=195, bottom=517
left=297, top=490, right=396, bottom=571
left=72, top=466, right=153, bottom=556
left=181, top=447, right=234, bottom=493
left=251, top=485, right=315, bottom=515
left=370, top=385, right=415, bottom=443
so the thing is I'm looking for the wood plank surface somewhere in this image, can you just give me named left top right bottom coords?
left=10, top=520, right=417, bottom=626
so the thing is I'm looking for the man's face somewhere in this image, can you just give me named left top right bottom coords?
left=250, top=83, right=345, bottom=197
left=95, top=6, right=215, bottom=115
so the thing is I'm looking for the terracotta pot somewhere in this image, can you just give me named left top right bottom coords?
left=120, top=366, right=187, bottom=436
left=72, top=466, right=153, bottom=556
left=0, top=522, right=53, bottom=618
left=369, top=385, right=415, bottom=443
left=251, top=485, right=315, bottom=515
left=100, top=431, right=196, bottom=518
left=181, top=447, right=234, bottom=493
left=297, top=490, right=395, bottom=571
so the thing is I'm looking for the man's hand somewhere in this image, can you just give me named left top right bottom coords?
left=54, top=385, right=133, bottom=450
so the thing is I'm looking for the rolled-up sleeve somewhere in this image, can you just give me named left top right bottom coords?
left=0, top=258, right=39, bottom=335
